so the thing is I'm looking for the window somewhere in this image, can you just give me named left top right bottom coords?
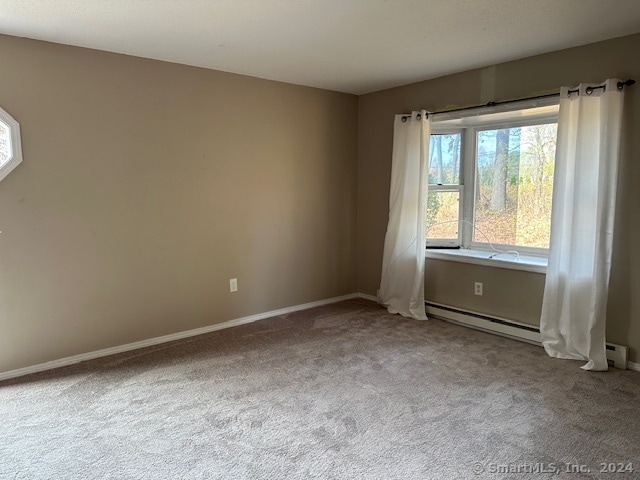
left=0, top=106, right=23, bottom=182
left=427, top=132, right=463, bottom=246
left=426, top=101, right=559, bottom=256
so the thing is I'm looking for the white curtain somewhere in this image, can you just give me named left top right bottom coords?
left=379, top=110, right=430, bottom=320
left=540, top=79, right=625, bottom=371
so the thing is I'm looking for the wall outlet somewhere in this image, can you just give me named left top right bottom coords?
left=474, top=282, right=483, bottom=296
left=229, top=278, right=238, bottom=293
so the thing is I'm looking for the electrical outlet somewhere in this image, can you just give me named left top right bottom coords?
left=474, top=282, right=483, bottom=296
left=229, top=278, right=238, bottom=293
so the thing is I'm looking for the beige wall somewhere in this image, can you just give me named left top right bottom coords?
left=425, top=260, right=546, bottom=325
left=358, top=34, right=640, bottom=363
left=2, top=31, right=639, bottom=374
left=0, top=35, right=358, bottom=373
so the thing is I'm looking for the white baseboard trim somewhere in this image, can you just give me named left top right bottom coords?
left=0, top=293, right=362, bottom=382
left=357, top=293, right=379, bottom=303
left=629, top=361, right=640, bottom=372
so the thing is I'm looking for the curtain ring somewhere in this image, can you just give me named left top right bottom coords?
left=416, top=114, right=421, bottom=120
left=401, top=116, right=407, bottom=123
left=586, top=87, right=594, bottom=95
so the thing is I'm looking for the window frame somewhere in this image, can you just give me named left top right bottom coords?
left=427, top=101, right=559, bottom=256
left=426, top=128, right=464, bottom=247
left=0, top=106, right=23, bottom=183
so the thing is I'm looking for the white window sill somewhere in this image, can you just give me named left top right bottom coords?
left=425, top=248, right=547, bottom=274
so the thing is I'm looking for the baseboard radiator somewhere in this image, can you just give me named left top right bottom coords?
left=425, top=302, right=628, bottom=370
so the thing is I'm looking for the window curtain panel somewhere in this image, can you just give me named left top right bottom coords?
left=540, top=79, right=625, bottom=371
left=379, top=110, right=430, bottom=320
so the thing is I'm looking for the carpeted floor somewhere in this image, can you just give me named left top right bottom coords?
left=1, top=299, right=639, bottom=480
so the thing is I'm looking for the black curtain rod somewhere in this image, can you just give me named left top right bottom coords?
left=566, top=78, right=635, bottom=96
left=402, top=79, right=635, bottom=120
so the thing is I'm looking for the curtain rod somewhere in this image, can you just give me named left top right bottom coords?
left=402, top=79, right=635, bottom=120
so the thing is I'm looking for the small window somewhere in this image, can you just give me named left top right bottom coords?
left=426, top=132, right=463, bottom=247
left=426, top=102, right=559, bottom=256
left=0, top=106, right=23, bottom=182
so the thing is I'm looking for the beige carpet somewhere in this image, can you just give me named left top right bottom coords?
left=1, top=299, right=638, bottom=479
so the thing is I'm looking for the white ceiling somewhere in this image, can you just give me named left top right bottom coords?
left=1, top=1, right=640, bottom=94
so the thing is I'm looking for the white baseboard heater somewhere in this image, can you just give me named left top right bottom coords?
left=425, top=302, right=628, bottom=370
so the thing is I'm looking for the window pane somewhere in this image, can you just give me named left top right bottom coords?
left=426, top=190, right=460, bottom=240
left=428, top=133, right=461, bottom=185
left=0, top=121, right=9, bottom=167
left=474, top=124, right=557, bottom=248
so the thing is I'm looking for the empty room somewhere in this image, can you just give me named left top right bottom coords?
left=1, top=1, right=639, bottom=478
